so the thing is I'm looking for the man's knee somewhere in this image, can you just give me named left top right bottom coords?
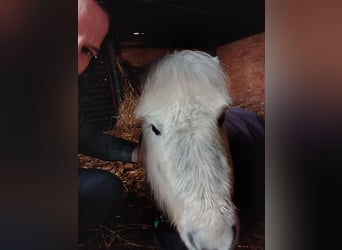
left=78, top=168, right=123, bottom=228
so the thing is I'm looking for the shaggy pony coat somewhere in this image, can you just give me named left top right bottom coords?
left=135, top=50, right=238, bottom=250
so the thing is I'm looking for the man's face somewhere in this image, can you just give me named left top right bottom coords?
left=78, top=0, right=109, bottom=75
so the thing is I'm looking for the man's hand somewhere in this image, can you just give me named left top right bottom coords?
left=132, top=141, right=146, bottom=165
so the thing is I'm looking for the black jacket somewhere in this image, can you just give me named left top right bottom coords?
left=78, top=80, right=137, bottom=163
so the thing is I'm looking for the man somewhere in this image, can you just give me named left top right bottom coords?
left=77, top=0, right=144, bottom=243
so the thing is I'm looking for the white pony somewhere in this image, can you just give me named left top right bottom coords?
left=135, top=50, right=239, bottom=250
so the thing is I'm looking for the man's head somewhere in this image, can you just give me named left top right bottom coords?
left=78, top=0, right=110, bottom=75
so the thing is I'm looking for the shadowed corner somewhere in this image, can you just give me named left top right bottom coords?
left=154, top=217, right=188, bottom=250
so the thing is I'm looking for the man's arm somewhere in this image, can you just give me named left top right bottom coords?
left=78, top=97, right=138, bottom=163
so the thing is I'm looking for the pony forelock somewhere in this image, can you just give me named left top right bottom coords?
left=135, top=50, right=232, bottom=121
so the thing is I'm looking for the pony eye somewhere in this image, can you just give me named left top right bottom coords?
left=151, top=125, right=161, bottom=136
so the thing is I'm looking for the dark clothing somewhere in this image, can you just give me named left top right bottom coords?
left=78, top=168, right=123, bottom=227
left=78, top=168, right=123, bottom=242
left=78, top=79, right=136, bottom=243
left=225, top=107, right=265, bottom=146
left=225, top=108, right=265, bottom=233
left=154, top=107, right=265, bottom=249
left=78, top=104, right=137, bottom=162
left=78, top=79, right=137, bottom=162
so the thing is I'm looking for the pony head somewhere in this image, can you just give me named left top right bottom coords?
left=135, top=50, right=239, bottom=250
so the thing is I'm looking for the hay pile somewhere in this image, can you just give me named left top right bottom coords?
left=113, top=57, right=142, bottom=132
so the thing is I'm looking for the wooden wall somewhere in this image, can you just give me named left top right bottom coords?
left=217, top=33, right=265, bottom=116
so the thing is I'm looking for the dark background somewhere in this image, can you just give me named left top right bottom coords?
left=109, top=0, right=265, bottom=48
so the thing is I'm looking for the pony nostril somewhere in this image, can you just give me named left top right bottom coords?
left=187, top=231, right=197, bottom=250
left=232, top=225, right=237, bottom=237
left=231, top=223, right=240, bottom=249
